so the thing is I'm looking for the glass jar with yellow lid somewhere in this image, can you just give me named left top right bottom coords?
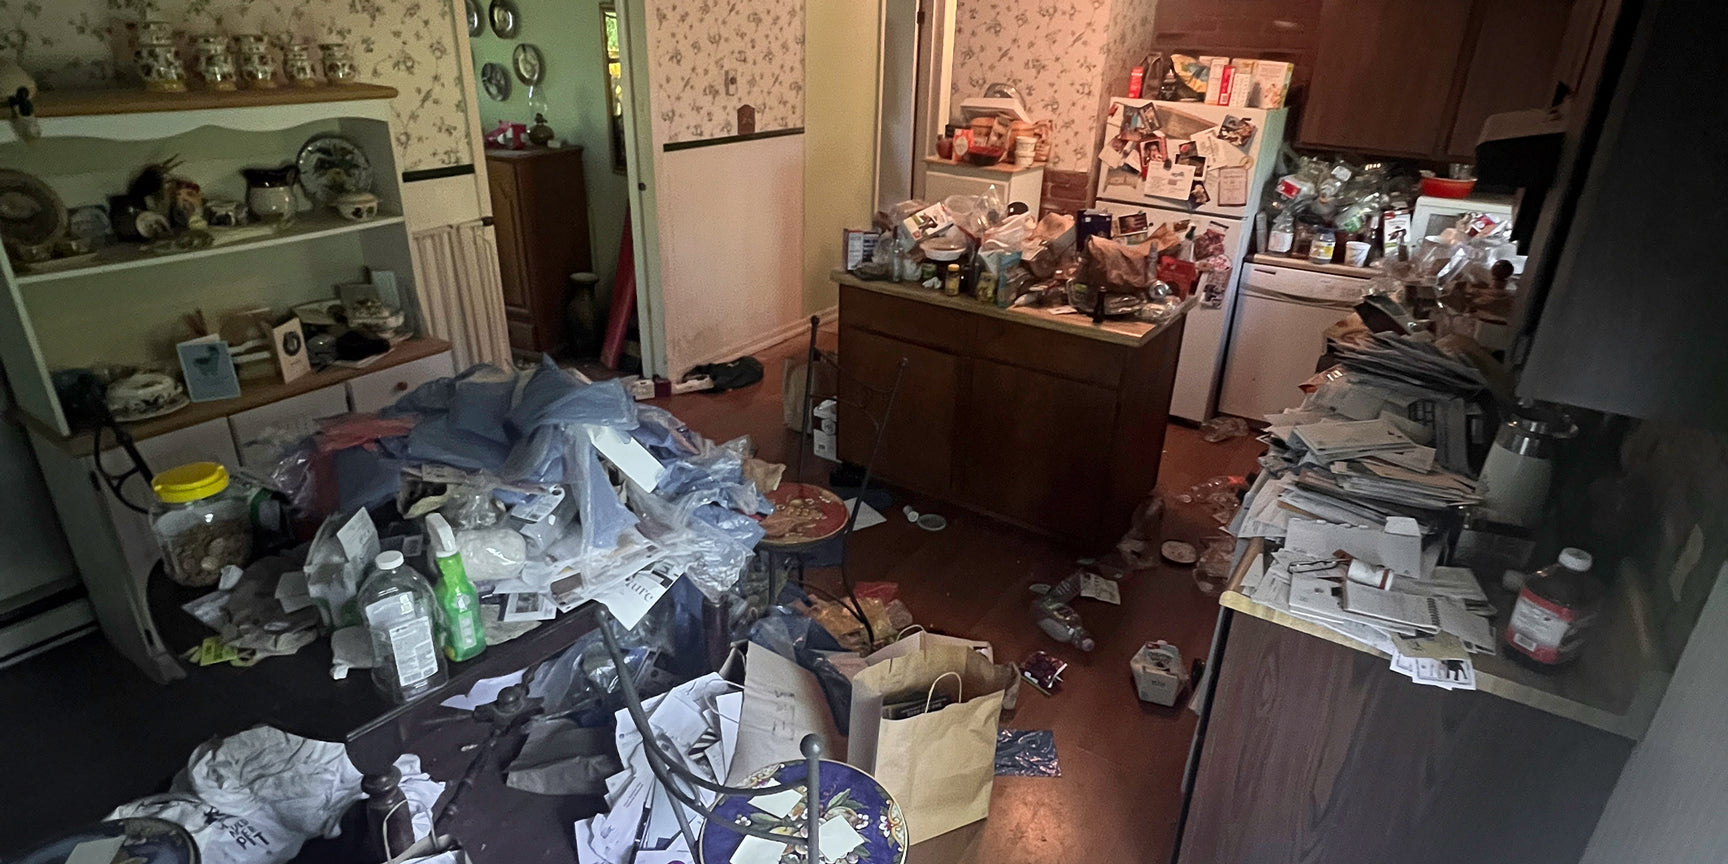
left=150, top=462, right=254, bottom=587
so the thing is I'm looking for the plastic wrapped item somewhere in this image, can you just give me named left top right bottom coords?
left=1030, top=595, right=1094, bottom=651
left=994, top=729, right=1061, bottom=778
left=1019, top=649, right=1069, bottom=695
left=979, top=211, right=1035, bottom=252
left=508, top=356, right=637, bottom=434
left=1116, top=493, right=1166, bottom=571
left=1198, top=416, right=1251, bottom=442
left=942, top=187, right=1005, bottom=240
left=1174, top=474, right=1249, bottom=525
left=807, top=596, right=912, bottom=653
left=1193, top=534, right=1236, bottom=595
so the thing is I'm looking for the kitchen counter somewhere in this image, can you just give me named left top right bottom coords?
left=833, top=270, right=1188, bottom=548
left=833, top=271, right=1189, bottom=347
left=1173, top=538, right=1652, bottom=864
left=1219, top=539, right=1669, bottom=739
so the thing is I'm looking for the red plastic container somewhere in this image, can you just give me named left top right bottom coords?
left=1420, top=176, right=1477, bottom=198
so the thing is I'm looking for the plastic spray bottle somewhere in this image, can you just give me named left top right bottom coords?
left=425, top=513, right=486, bottom=662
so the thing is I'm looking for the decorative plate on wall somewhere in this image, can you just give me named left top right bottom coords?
left=489, top=0, right=520, bottom=38
left=481, top=62, right=512, bottom=101
left=296, top=134, right=375, bottom=204
left=513, top=43, right=544, bottom=85
left=466, top=0, right=483, bottom=37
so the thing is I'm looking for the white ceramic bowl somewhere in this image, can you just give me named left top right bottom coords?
left=334, top=191, right=379, bottom=222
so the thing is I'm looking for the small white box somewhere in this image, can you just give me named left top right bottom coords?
left=813, top=429, right=838, bottom=461
left=1132, top=641, right=1186, bottom=706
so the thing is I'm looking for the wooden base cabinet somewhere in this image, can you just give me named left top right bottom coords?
left=487, top=148, right=592, bottom=357
left=835, top=277, right=1183, bottom=549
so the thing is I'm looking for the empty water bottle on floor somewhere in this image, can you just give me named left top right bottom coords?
left=1031, top=598, right=1095, bottom=651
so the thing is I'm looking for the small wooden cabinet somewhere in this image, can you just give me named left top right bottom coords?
left=835, top=274, right=1184, bottom=549
left=486, top=148, right=592, bottom=356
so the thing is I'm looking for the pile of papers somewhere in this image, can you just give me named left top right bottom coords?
left=574, top=673, right=743, bottom=864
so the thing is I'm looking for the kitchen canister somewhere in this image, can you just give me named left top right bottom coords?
left=320, top=42, right=358, bottom=85
left=282, top=43, right=319, bottom=87
left=1477, top=403, right=1577, bottom=527
left=136, top=42, right=187, bottom=93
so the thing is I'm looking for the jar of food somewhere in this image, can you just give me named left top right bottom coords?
left=150, top=462, right=254, bottom=587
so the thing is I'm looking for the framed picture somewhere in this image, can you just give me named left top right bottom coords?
left=177, top=337, right=242, bottom=402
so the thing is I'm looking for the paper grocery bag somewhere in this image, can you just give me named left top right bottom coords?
left=848, top=643, right=1018, bottom=843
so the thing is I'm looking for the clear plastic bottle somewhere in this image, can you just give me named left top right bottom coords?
left=1031, top=598, right=1096, bottom=651
left=358, top=550, right=447, bottom=702
left=1504, top=548, right=1600, bottom=669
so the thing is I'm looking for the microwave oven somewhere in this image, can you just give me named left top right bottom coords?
left=1410, top=193, right=1516, bottom=241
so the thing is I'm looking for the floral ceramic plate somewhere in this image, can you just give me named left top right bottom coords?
left=758, top=482, right=847, bottom=547
left=296, top=134, right=374, bottom=205
left=466, top=0, right=484, bottom=36
left=701, top=758, right=909, bottom=864
left=0, top=168, right=67, bottom=249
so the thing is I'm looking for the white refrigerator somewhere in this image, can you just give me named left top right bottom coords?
left=1093, top=98, right=1287, bottom=421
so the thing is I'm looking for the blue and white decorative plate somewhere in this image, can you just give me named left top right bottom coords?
left=700, top=758, right=908, bottom=864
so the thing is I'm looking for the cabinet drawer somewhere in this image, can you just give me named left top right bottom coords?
left=970, top=314, right=1126, bottom=388
left=839, top=284, right=970, bottom=353
left=228, top=385, right=350, bottom=466
left=347, top=352, right=457, bottom=414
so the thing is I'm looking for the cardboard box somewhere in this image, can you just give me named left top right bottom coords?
left=1228, top=60, right=1255, bottom=108
left=1202, top=56, right=1229, bottom=105
left=1250, top=60, right=1293, bottom=109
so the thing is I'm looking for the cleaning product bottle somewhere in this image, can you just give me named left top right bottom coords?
left=425, top=513, right=486, bottom=662
left=358, top=551, right=447, bottom=703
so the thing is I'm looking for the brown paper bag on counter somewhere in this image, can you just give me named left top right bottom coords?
left=848, top=643, right=1019, bottom=844
left=1079, top=235, right=1154, bottom=290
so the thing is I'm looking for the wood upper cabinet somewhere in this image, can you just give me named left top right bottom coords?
left=1297, top=0, right=1576, bottom=160
left=1444, top=0, right=1574, bottom=158
left=486, top=148, right=592, bottom=356
left=1300, top=0, right=1474, bottom=157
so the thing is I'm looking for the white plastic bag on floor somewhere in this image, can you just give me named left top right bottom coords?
left=107, top=725, right=365, bottom=864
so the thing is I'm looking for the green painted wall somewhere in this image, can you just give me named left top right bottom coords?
left=469, top=0, right=630, bottom=308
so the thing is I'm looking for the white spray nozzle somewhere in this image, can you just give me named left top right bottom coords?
left=425, top=512, right=459, bottom=558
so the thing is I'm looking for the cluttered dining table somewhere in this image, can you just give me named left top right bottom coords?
left=26, top=355, right=1045, bottom=864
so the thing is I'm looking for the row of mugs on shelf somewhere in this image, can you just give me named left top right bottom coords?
left=135, top=26, right=358, bottom=93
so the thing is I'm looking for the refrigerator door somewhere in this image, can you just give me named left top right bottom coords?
left=1217, top=278, right=1361, bottom=419
left=1095, top=98, right=1287, bottom=220
left=1093, top=200, right=1248, bottom=421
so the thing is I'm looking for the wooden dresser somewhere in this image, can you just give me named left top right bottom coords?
left=834, top=271, right=1188, bottom=549
left=486, top=147, right=591, bottom=356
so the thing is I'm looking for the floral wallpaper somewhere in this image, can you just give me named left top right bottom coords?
left=0, top=0, right=473, bottom=171
left=642, top=0, right=804, bottom=146
left=949, top=0, right=1109, bottom=171
left=1100, top=0, right=1160, bottom=141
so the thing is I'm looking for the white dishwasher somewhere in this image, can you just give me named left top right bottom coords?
left=1217, top=258, right=1372, bottom=419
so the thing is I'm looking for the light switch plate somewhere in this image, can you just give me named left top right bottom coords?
left=724, top=68, right=738, bottom=96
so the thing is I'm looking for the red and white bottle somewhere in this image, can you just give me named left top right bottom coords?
left=1504, top=547, right=1599, bottom=667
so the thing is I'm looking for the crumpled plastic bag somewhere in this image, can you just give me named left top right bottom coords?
left=509, top=356, right=637, bottom=434
left=109, top=726, right=365, bottom=864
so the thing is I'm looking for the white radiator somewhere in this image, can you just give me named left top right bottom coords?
left=411, top=220, right=512, bottom=370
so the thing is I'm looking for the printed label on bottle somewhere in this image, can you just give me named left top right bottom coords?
left=1505, top=589, right=1578, bottom=664
left=389, top=618, right=439, bottom=686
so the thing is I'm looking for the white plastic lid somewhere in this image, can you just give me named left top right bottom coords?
left=375, top=550, right=405, bottom=570
left=1559, top=548, right=1593, bottom=572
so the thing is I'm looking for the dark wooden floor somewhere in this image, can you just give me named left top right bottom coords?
left=660, top=326, right=1264, bottom=864
left=0, top=327, right=1262, bottom=863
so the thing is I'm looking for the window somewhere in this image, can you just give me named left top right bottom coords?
left=601, top=3, right=626, bottom=173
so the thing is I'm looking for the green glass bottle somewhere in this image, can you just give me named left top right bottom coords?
left=424, top=513, right=486, bottom=662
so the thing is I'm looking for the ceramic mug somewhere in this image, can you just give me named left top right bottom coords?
left=238, top=47, right=276, bottom=88
left=319, top=42, right=357, bottom=84
left=136, top=42, right=187, bottom=92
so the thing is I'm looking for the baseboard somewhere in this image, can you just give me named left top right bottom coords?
left=0, top=596, right=96, bottom=669
left=678, top=306, right=839, bottom=376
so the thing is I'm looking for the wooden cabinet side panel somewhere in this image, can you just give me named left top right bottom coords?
left=1108, top=318, right=1183, bottom=523
left=1299, top=0, right=1474, bottom=156
left=836, top=325, right=959, bottom=497
left=1178, top=615, right=1631, bottom=864
left=516, top=151, right=591, bottom=352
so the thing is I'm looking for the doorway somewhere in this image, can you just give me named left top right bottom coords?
left=461, top=0, right=640, bottom=368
